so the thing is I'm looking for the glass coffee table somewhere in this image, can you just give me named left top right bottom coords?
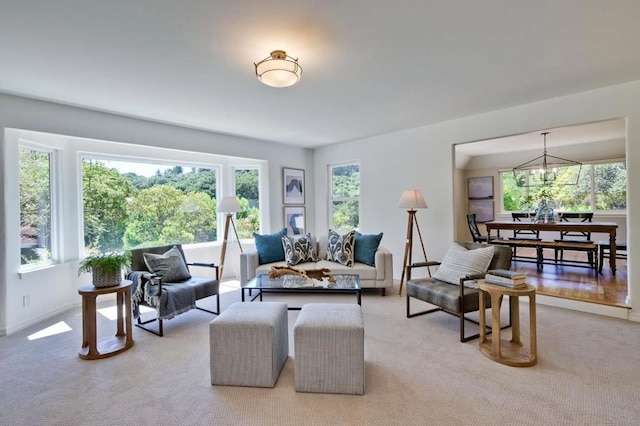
left=242, top=273, right=361, bottom=310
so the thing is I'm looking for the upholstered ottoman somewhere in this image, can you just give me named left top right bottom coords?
left=294, top=303, right=365, bottom=395
left=210, top=302, right=288, bottom=388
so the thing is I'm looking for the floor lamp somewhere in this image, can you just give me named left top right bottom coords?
left=217, top=196, right=243, bottom=280
left=398, top=189, right=430, bottom=295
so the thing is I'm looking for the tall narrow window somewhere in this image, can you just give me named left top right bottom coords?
left=20, top=146, right=54, bottom=266
left=234, top=168, right=261, bottom=238
left=330, top=163, right=360, bottom=231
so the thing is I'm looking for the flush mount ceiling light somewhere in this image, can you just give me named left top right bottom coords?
left=513, top=132, right=582, bottom=187
left=254, top=50, right=302, bottom=88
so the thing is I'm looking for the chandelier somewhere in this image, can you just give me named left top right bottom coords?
left=254, top=50, right=302, bottom=88
left=512, top=132, right=582, bottom=187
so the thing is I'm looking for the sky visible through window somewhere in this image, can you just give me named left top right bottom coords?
left=100, top=159, right=175, bottom=177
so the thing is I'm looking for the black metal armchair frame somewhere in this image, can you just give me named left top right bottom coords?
left=405, top=243, right=513, bottom=342
left=129, top=244, right=221, bottom=337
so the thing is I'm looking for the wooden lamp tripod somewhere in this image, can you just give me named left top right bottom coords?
left=217, top=196, right=243, bottom=280
left=398, top=189, right=430, bottom=295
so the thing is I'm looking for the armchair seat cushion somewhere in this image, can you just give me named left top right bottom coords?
left=182, top=276, right=220, bottom=300
left=406, top=278, right=490, bottom=313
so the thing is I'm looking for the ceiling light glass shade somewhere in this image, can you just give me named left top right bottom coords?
left=255, top=50, right=302, bottom=88
left=217, top=196, right=242, bottom=213
left=398, top=189, right=428, bottom=210
left=512, top=132, right=582, bottom=187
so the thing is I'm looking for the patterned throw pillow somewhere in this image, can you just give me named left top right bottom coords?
left=326, top=229, right=356, bottom=267
left=143, top=246, right=192, bottom=282
left=281, top=234, right=317, bottom=266
left=432, top=242, right=495, bottom=285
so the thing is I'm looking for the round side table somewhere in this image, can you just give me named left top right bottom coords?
left=478, top=281, right=537, bottom=367
left=78, top=280, right=134, bottom=360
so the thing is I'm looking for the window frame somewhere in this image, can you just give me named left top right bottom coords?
left=79, top=153, right=222, bottom=253
left=328, top=161, right=361, bottom=231
left=19, top=141, right=59, bottom=270
left=232, top=165, right=262, bottom=240
left=499, top=158, right=627, bottom=214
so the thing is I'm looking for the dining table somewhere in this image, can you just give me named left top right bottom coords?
left=484, top=220, right=619, bottom=275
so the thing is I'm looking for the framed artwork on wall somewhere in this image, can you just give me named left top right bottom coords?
left=283, top=167, right=305, bottom=204
left=468, top=199, right=494, bottom=223
left=284, top=206, right=306, bottom=235
left=468, top=176, right=494, bottom=199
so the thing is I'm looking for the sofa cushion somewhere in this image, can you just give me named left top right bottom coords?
left=354, top=232, right=383, bottom=266
left=282, top=233, right=318, bottom=266
left=256, top=261, right=289, bottom=277
left=254, top=228, right=287, bottom=264
left=143, top=245, right=191, bottom=282
left=326, top=229, right=356, bottom=267
left=432, top=242, right=495, bottom=285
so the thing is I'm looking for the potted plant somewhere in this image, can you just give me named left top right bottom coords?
left=78, top=251, right=131, bottom=288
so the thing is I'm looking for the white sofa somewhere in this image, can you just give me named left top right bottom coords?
left=240, top=236, right=394, bottom=296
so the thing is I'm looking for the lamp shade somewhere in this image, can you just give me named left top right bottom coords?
left=398, top=189, right=428, bottom=210
left=217, top=196, right=242, bottom=213
left=255, top=50, right=302, bottom=88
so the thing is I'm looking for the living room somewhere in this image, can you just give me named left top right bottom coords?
left=1, top=1, right=640, bottom=424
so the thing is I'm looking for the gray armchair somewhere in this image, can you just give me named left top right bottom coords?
left=405, top=241, right=512, bottom=342
left=127, top=244, right=220, bottom=336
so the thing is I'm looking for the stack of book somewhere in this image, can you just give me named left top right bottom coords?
left=484, top=269, right=527, bottom=289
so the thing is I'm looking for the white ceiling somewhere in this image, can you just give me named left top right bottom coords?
left=1, top=1, right=639, bottom=149
left=455, top=118, right=627, bottom=156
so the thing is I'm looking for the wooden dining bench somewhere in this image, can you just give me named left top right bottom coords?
left=492, top=239, right=598, bottom=272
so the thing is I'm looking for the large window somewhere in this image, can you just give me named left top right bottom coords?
left=82, top=158, right=218, bottom=254
left=501, top=161, right=627, bottom=212
left=20, top=145, right=55, bottom=266
left=329, top=163, right=360, bottom=231
left=234, top=168, right=260, bottom=238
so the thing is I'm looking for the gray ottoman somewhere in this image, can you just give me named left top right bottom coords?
left=294, top=303, right=364, bottom=395
left=210, top=302, right=288, bottom=388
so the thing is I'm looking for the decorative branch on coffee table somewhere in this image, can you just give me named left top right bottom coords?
left=269, top=266, right=336, bottom=286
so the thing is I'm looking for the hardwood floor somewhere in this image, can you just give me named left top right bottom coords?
left=508, top=247, right=628, bottom=308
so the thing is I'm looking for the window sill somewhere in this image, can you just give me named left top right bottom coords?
left=18, top=263, right=58, bottom=279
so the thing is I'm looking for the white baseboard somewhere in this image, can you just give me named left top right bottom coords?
left=536, top=294, right=630, bottom=320
left=6, top=303, right=77, bottom=335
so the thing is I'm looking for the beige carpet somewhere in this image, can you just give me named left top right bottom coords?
left=1, top=284, right=639, bottom=426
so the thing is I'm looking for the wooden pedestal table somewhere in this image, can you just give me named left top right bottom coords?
left=478, top=281, right=537, bottom=367
left=78, top=280, right=134, bottom=360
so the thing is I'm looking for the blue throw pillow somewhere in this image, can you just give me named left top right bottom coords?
left=254, top=228, right=287, bottom=264
left=354, top=232, right=383, bottom=266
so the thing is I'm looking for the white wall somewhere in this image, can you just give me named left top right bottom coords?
left=313, top=80, right=639, bottom=320
left=0, top=93, right=313, bottom=335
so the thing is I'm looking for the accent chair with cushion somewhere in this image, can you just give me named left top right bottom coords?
left=127, top=244, right=220, bottom=336
left=405, top=241, right=512, bottom=342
